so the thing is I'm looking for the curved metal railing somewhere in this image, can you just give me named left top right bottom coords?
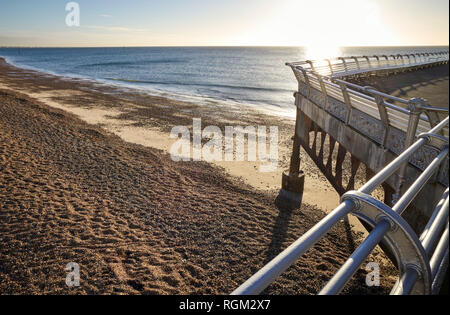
left=288, top=52, right=449, bottom=197
left=232, top=117, right=449, bottom=295
left=287, top=51, right=449, bottom=137
left=287, top=51, right=449, bottom=78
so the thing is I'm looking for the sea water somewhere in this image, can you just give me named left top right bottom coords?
left=0, top=46, right=447, bottom=116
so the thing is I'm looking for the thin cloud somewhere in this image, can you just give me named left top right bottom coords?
left=100, top=14, right=113, bottom=18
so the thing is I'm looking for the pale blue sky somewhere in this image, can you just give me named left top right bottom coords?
left=0, top=0, right=448, bottom=47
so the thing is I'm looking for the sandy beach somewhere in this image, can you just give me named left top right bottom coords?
left=0, top=58, right=400, bottom=294
left=0, top=57, right=344, bottom=212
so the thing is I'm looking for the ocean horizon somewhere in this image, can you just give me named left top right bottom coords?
left=1, top=46, right=448, bottom=116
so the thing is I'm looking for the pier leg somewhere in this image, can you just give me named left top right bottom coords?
left=281, top=95, right=305, bottom=202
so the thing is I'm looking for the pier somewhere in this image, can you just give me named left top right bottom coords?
left=234, top=51, right=449, bottom=295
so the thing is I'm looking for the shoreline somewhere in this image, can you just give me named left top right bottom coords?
left=0, top=55, right=297, bottom=119
left=0, top=57, right=345, bottom=215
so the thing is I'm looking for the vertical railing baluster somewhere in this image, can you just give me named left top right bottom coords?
left=314, top=72, right=329, bottom=110
left=352, top=56, right=360, bottom=70
left=339, top=57, right=348, bottom=72
left=395, top=98, right=426, bottom=199
left=300, top=68, right=312, bottom=98
left=363, top=56, right=372, bottom=70
left=373, top=55, right=381, bottom=67
left=339, top=82, right=352, bottom=125
left=326, top=59, right=334, bottom=76
left=306, top=60, right=315, bottom=72
left=374, top=94, right=390, bottom=149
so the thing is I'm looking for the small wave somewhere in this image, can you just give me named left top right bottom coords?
left=105, top=77, right=292, bottom=93
left=79, top=59, right=187, bottom=68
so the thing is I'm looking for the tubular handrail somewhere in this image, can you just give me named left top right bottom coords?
left=325, top=77, right=414, bottom=116
left=309, top=72, right=436, bottom=130
left=331, top=78, right=410, bottom=105
left=420, top=192, right=449, bottom=255
left=294, top=56, right=449, bottom=108
left=333, top=78, right=448, bottom=113
left=286, top=51, right=449, bottom=77
left=232, top=117, right=449, bottom=295
left=327, top=77, right=448, bottom=132
left=420, top=188, right=449, bottom=252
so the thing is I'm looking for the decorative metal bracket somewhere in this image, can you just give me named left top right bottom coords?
left=418, top=133, right=449, bottom=151
left=342, top=191, right=432, bottom=295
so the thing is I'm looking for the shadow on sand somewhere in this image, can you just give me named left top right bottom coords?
left=264, top=190, right=357, bottom=265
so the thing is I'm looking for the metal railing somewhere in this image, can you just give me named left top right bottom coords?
left=287, top=51, right=449, bottom=78
left=287, top=52, right=449, bottom=137
left=287, top=52, right=449, bottom=198
left=232, top=117, right=449, bottom=295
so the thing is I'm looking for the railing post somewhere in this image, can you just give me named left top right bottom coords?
left=391, top=55, right=399, bottom=67
left=306, top=60, right=316, bottom=72
left=418, top=53, right=423, bottom=63
left=299, top=68, right=312, bottom=98
left=338, top=57, right=348, bottom=72
left=352, top=56, right=360, bottom=70
left=373, top=93, right=390, bottom=149
left=395, top=98, right=426, bottom=199
left=339, top=82, right=353, bottom=125
left=314, top=72, right=329, bottom=109
left=381, top=55, right=389, bottom=71
left=326, top=59, right=334, bottom=75
left=404, top=55, right=410, bottom=66
left=373, top=55, right=381, bottom=67
left=363, top=56, right=372, bottom=69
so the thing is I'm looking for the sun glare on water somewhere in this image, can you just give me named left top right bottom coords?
left=304, top=44, right=342, bottom=61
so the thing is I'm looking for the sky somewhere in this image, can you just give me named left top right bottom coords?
left=0, top=0, right=448, bottom=47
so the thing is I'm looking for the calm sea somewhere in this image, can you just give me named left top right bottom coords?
left=0, top=46, right=447, bottom=116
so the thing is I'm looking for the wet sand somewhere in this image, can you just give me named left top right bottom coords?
left=0, top=59, right=397, bottom=294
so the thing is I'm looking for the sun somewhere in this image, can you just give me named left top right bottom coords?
left=229, top=0, right=396, bottom=55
